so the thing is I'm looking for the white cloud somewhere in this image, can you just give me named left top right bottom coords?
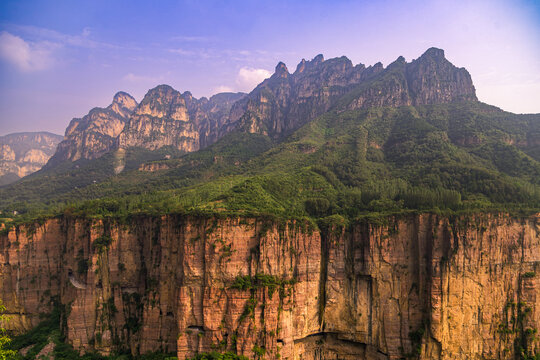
left=235, top=67, right=271, bottom=91
left=211, top=67, right=272, bottom=96
left=0, top=31, right=57, bottom=71
left=123, top=73, right=163, bottom=84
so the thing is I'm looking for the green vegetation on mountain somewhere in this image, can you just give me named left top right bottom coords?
left=1, top=101, right=538, bottom=227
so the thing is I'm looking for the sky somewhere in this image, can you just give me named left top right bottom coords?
left=0, top=0, right=539, bottom=136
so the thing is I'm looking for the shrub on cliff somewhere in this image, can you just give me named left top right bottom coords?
left=186, top=351, right=248, bottom=360
left=0, top=301, right=17, bottom=360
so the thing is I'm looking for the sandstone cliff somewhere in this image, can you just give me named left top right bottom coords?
left=0, top=132, right=63, bottom=185
left=1, top=213, right=538, bottom=359
left=118, top=85, right=198, bottom=152
left=47, top=92, right=137, bottom=165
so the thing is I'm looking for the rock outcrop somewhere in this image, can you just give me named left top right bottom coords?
left=47, top=92, right=137, bottom=165
left=1, top=213, right=538, bottom=359
left=0, top=132, right=63, bottom=185
left=183, top=91, right=247, bottom=148
left=225, top=48, right=476, bottom=139
left=118, top=85, right=198, bottom=152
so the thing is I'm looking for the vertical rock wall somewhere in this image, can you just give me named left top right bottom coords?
left=0, top=213, right=538, bottom=359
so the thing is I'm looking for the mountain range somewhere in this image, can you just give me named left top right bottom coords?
left=42, top=47, right=478, bottom=166
left=0, top=47, right=538, bottom=216
left=0, top=48, right=539, bottom=360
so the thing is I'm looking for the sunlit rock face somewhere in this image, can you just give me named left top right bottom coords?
left=118, top=85, right=246, bottom=153
left=118, top=85, right=199, bottom=152
left=45, top=86, right=244, bottom=166
left=1, top=213, right=538, bottom=359
left=0, top=132, right=63, bottom=185
left=47, top=92, right=137, bottom=165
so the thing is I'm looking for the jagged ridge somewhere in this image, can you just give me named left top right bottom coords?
left=45, top=47, right=476, bottom=167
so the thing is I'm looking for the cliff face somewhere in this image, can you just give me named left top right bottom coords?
left=0, top=132, right=63, bottom=185
left=1, top=213, right=538, bottom=359
left=118, top=85, right=199, bottom=152
left=48, top=92, right=137, bottom=165
left=183, top=91, right=247, bottom=148
left=223, top=56, right=365, bottom=138
left=117, top=86, right=246, bottom=153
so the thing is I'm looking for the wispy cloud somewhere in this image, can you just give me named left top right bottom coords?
left=122, top=73, right=164, bottom=84
left=168, top=48, right=196, bottom=56
left=170, top=35, right=213, bottom=42
left=212, top=85, right=235, bottom=93
left=0, top=31, right=57, bottom=71
left=6, top=24, right=126, bottom=49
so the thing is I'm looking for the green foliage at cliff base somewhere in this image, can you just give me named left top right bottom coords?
left=8, top=303, right=176, bottom=360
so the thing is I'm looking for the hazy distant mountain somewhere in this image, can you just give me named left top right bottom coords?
left=0, top=132, right=63, bottom=185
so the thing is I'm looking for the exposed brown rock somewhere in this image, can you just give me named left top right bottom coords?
left=1, top=213, right=539, bottom=359
left=118, top=85, right=198, bottom=152
left=223, top=48, right=477, bottom=140
left=42, top=48, right=481, bottom=169
left=138, top=162, right=171, bottom=172
left=47, top=92, right=137, bottom=165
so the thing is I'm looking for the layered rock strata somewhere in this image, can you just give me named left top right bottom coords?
left=1, top=213, right=538, bottom=359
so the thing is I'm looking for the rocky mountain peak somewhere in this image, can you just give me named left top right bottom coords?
left=395, top=55, right=406, bottom=64
left=0, top=132, right=63, bottom=185
left=135, top=84, right=188, bottom=121
left=312, top=54, right=324, bottom=65
left=298, top=54, right=326, bottom=73
left=181, top=91, right=199, bottom=110
left=406, top=47, right=477, bottom=104
left=294, top=59, right=307, bottom=74
left=386, top=55, right=407, bottom=70
left=274, top=62, right=289, bottom=78
left=109, top=91, right=137, bottom=118
left=144, top=84, right=178, bottom=99
left=112, top=91, right=136, bottom=107
left=420, top=47, right=445, bottom=60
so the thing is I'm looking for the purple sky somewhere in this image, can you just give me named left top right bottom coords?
left=0, top=0, right=539, bottom=136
